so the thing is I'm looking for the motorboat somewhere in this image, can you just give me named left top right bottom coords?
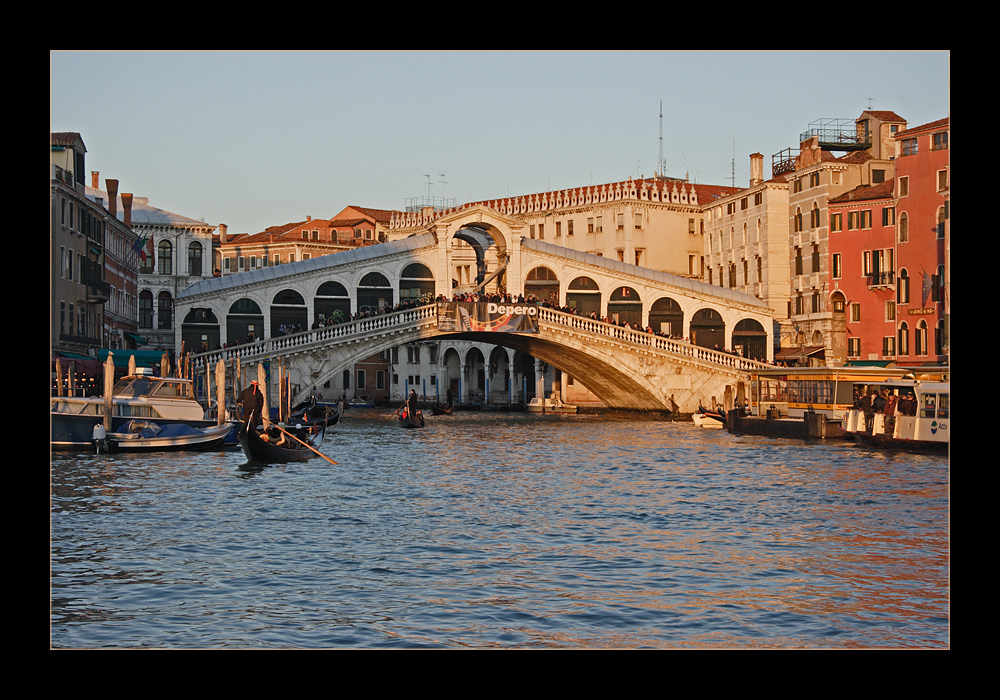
left=51, top=368, right=228, bottom=450
left=526, top=395, right=578, bottom=414
left=692, top=407, right=726, bottom=429
left=842, top=377, right=949, bottom=453
left=107, top=420, right=236, bottom=452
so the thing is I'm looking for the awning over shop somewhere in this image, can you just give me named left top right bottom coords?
left=125, top=332, right=149, bottom=346
left=52, top=353, right=102, bottom=376
left=775, top=346, right=825, bottom=361
left=97, top=349, right=171, bottom=369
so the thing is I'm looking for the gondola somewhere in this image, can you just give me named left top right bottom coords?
left=238, top=421, right=327, bottom=463
left=287, top=398, right=343, bottom=429
left=398, top=408, right=425, bottom=429
left=431, top=403, right=453, bottom=415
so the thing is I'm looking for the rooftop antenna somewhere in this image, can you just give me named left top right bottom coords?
left=440, top=173, right=447, bottom=206
left=658, top=101, right=664, bottom=178
left=732, top=138, right=736, bottom=188
left=424, top=174, right=432, bottom=199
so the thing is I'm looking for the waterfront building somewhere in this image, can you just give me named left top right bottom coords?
left=51, top=132, right=139, bottom=385
left=86, top=175, right=218, bottom=358
left=701, top=153, right=791, bottom=358
left=388, top=176, right=742, bottom=297
left=827, top=117, right=948, bottom=368
left=217, top=206, right=394, bottom=277
left=777, top=110, right=907, bottom=366
left=893, top=118, right=949, bottom=366
left=828, top=178, right=898, bottom=364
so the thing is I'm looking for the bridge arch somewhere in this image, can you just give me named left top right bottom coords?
left=228, top=297, right=265, bottom=343
left=525, top=265, right=560, bottom=304
left=649, top=296, right=684, bottom=338
left=690, top=307, right=726, bottom=350
left=608, top=285, right=642, bottom=327
left=271, top=288, right=308, bottom=335
left=399, top=262, right=435, bottom=302
left=567, top=275, right=601, bottom=316
left=180, top=307, right=221, bottom=352
left=357, top=271, right=393, bottom=314
left=315, top=280, right=351, bottom=325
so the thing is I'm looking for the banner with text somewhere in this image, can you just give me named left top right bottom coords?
left=436, top=302, right=539, bottom=333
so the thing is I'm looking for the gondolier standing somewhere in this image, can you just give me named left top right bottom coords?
left=237, top=379, right=265, bottom=429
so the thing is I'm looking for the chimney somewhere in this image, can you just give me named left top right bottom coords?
left=121, top=193, right=133, bottom=229
left=91, top=171, right=100, bottom=189
left=749, top=153, right=764, bottom=186
left=106, top=179, right=119, bottom=218
left=219, top=223, right=228, bottom=243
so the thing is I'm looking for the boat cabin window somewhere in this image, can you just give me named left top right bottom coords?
left=919, top=394, right=936, bottom=419
left=932, top=393, right=948, bottom=419
left=149, top=381, right=187, bottom=398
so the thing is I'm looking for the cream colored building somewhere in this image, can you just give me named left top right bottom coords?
left=702, top=153, right=791, bottom=351
left=388, top=176, right=741, bottom=297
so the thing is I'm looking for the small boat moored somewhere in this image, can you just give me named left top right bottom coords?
left=526, top=395, right=578, bottom=414
left=107, top=419, right=236, bottom=452
left=692, top=407, right=726, bottom=429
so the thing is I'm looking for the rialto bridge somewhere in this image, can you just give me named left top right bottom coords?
left=175, top=205, right=775, bottom=413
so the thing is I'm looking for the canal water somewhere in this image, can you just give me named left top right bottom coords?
left=50, top=409, right=949, bottom=649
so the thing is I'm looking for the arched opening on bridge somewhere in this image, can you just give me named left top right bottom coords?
left=608, top=286, right=642, bottom=327
left=454, top=225, right=503, bottom=289
left=514, top=350, right=536, bottom=401
left=399, top=263, right=435, bottom=303
left=357, top=271, right=393, bottom=314
left=271, top=289, right=308, bottom=336
left=465, top=346, right=486, bottom=402
left=440, top=346, right=462, bottom=399
left=566, top=276, right=601, bottom=316
left=180, top=307, right=220, bottom=353
left=315, top=280, right=351, bottom=326
left=732, top=318, right=768, bottom=361
left=690, top=308, right=725, bottom=351
left=649, top=296, right=684, bottom=338
left=487, top=346, right=511, bottom=403
left=524, top=266, right=559, bottom=304
left=227, top=298, right=264, bottom=344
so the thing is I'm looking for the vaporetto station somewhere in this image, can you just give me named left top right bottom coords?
left=176, top=205, right=774, bottom=413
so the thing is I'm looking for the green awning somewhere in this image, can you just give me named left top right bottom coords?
left=97, top=349, right=170, bottom=369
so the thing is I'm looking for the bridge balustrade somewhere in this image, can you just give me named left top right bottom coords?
left=188, top=302, right=770, bottom=377
left=537, top=307, right=771, bottom=372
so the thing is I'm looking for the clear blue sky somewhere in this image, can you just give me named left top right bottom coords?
left=50, top=50, right=949, bottom=235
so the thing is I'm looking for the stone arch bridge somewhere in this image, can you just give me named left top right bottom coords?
left=176, top=205, right=774, bottom=412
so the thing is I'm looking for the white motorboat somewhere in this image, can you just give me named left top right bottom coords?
left=692, top=409, right=726, bottom=429
left=52, top=368, right=227, bottom=449
left=526, top=395, right=578, bottom=414
left=107, top=420, right=236, bottom=452
left=842, top=377, right=949, bottom=453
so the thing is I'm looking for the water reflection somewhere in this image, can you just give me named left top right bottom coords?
left=51, top=410, right=948, bottom=649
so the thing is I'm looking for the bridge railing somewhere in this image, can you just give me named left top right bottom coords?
left=537, top=307, right=773, bottom=372
left=187, top=302, right=771, bottom=376
left=187, top=304, right=439, bottom=373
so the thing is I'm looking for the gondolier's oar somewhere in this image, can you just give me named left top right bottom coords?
left=272, top=423, right=338, bottom=465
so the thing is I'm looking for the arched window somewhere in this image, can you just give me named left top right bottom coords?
left=188, top=241, right=203, bottom=277
left=139, top=290, right=153, bottom=329
left=157, top=240, right=173, bottom=275
left=157, top=292, right=172, bottom=330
